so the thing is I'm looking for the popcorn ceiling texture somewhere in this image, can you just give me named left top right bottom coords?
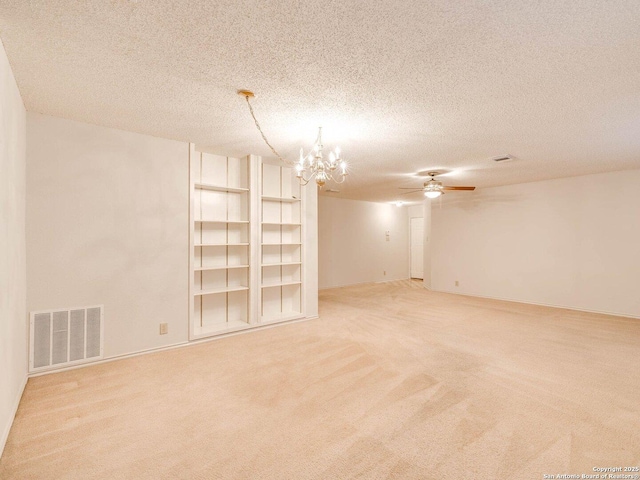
left=1, top=0, right=639, bottom=202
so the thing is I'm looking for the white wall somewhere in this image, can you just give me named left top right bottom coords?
left=0, top=39, right=27, bottom=458
left=431, top=170, right=640, bottom=318
left=27, top=114, right=190, bottom=359
left=407, top=205, right=423, bottom=219
left=318, top=196, right=409, bottom=289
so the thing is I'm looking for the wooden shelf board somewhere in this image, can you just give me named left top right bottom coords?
left=194, top=243, right=249, bottom=247
left=261, top=243, right=302, bottom=246
left=261, top=222, right=301, bottom=226
left=261, top=196, right=301, bottom=203
left=261, top=281, right=302, bottom=288
left=193, top=286, right=249, bottom=295
left=195, top=183, right=248, bottom=193
left=262, top=262, right=302, bottom=267
left=194, top=265, right=249, bottom=271
left=195, top=220, right=249, bottom=224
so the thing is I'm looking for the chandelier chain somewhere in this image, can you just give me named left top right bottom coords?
left=239, top=90, right=348, bottom=187
left=243, top=95, right=291, bottom=165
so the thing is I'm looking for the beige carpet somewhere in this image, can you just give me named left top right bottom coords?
left=2, top=281, right=639, bottom=479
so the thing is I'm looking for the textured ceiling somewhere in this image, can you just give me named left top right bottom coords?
left=1, top=0, right=640, bottom=202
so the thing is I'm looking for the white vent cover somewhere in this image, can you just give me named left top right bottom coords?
left=30, top=305, right=104, bottom=372
left=491, top=154, right=516, bottom=163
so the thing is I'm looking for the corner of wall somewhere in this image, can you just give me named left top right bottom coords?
left=0, top=36, right=28, bottom=460
left=0, top=376, right=27, bottom=458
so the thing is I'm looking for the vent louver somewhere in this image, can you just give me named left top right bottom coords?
left=30, top=305, right=104, bottom=372
left=492, top=154, right=515, bottom=163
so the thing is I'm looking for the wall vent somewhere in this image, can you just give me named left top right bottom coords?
left=492, top=154, right=515, bottom=163
left=30, top=305, right=104, bottom=372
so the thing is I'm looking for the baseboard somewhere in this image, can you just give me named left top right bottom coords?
left=319, top=277, right=413, bottom=290
left=28, top=340, right=191, bottom=378
left=188, top=314, right=318, bottom=344
left=432, top=288, right=640, bottom=320
left=29, top=315, right=320, bottom=378
left=0, top=373, right=28, bottom=460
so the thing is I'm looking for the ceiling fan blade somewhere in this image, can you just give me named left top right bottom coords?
left=442, top=186, right=475, bottom=191
left=400, top=190, right=424, bottom=195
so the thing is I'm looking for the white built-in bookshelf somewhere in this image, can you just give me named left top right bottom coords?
left=189, top=146, right=308, bottom=340
left=260, top=162, right=303, bottom=323
left=190, top=150, right=251, bottom=338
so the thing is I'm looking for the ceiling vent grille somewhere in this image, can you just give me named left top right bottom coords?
left=30, top=305, right=104, bottom=373
left=492, top=154, right=515, bottom=163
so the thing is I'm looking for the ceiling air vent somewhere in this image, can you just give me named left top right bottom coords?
left=492, top=154, right=515, bottom=163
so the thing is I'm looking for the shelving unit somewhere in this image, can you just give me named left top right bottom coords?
left=188, top=145, right=311, bottom=339
left=190, top=150, right=252, bottom=339
left=260, top=162, right=304, bottom=323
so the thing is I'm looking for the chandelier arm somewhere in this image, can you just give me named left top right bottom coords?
left=297, top=170, right=313, bottom=186
left=243, top=95, right=294, bottom=166
left=332, top=174, right=347, bottom=184
left=298, top=175, right=312, bottom=186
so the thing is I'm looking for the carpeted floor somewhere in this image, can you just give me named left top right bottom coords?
left=1, top=281, right=639, bottom=479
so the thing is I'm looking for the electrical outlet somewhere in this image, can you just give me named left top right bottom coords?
left=159, top=323, right=168, bottom=335
left=384, top=271, right=387, bottom=275
left=455, top=280, right=459, bottom=287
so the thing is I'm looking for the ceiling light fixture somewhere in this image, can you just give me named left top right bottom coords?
left=238, top=90, right=348, bottom=188
left=399, top=171, right=475, bottom=198
left=424, top=178, right=444, bottom=198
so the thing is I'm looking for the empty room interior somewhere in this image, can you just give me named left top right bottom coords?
left=1, top=2, right=640, bottom=479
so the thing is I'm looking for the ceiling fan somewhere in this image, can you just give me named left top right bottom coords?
left=400, top=172, right=475, bottom=199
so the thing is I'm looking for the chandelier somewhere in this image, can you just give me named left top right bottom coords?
left=239, top=90, right=348, bottom=187
left=295, top=127, right=347, bottom=187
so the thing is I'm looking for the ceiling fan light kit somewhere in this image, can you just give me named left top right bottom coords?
left=424, top=173, right=444, bottom=198
left=399, top=171, right=476, bottom=201
left=238, top=90, right=348, bottom=188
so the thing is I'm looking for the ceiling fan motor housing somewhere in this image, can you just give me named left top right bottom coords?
left=424, top=179, right=443, bottom=193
